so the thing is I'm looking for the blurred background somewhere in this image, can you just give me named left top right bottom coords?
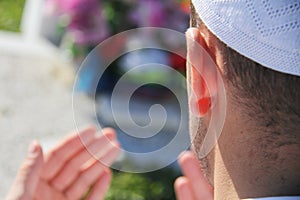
left=0, top=0, right=190, bottom=199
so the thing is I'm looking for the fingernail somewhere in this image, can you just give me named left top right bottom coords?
left=28, top=140, right=39, bottom=156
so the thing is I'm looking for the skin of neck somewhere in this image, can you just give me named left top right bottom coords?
left=210, top=93, right=300, bottom=199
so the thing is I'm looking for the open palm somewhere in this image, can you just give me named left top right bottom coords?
left=6, top=126, right=120, bottom=200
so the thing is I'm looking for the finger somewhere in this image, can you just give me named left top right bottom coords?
left=35, top=179, right=67, bottom=200
left=85, top=169, right=112, bottom=200
left=97, top=127, right=117, bottom=140
left=174, top=176, right=195, bottom=200
left=64, top=141, right=120, bottom=200
left=41, top=125, right=96, bottom=180
left=91, top=140, right=121, bottom=167
left=6, top=141, right=43, bottom=200
left=51, top=129, right=116, bottom=191
left=178, top=151, right=213, bottom=200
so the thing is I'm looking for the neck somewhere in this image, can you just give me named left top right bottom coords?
left=212, top=104, right=300, bottom=199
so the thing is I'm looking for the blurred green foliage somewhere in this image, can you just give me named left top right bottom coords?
left=106, top=168, right=179, bottom=200
left=0, top=0, right=26, bottom=32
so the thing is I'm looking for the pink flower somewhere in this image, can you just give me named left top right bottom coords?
left=137, top=0, right=166, bottom=27
left=45, top=0, right=109, bottom=45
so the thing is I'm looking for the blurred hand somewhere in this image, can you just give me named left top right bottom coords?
left=174, top=151, right=214, bottom=200
left=6, top=126, right=120, bottom=200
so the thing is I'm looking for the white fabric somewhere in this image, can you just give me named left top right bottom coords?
left=191, top=0, right=300, bottom=76
left=246, top=197, right=300, bottom=200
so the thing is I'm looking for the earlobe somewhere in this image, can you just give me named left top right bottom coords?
left=197, top=97, right=211, bottom=116
left=186, top=28, right=218, bottom=117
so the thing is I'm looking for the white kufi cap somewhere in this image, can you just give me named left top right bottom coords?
left=191, top=0, right=300, bottom=76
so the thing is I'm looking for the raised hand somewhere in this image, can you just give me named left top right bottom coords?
left=174, top=151, right=214, bottom=200
left=6, top=126, right=120, bottom=200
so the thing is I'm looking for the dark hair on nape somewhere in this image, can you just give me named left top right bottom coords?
left=190, top=4, right=300, bottom=138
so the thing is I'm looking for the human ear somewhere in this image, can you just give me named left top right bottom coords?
left=186, top=28, right=218, bottom=117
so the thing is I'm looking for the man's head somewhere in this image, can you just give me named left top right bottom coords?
left=187, top=1, right=300, bottom=197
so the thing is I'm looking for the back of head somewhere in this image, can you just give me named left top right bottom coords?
left=190, top=1, right=300, bottom=138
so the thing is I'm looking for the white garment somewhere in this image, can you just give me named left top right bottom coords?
left=246, top=197, right=300, bottom=200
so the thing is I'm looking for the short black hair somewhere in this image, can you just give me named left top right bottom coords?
left=190, top=4, right=300, bottom=138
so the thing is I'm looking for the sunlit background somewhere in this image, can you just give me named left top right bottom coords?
left=0, top=0, right=190, bottom=199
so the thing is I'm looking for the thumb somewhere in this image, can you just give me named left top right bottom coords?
left=6, top=141, right=44, bottom=200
